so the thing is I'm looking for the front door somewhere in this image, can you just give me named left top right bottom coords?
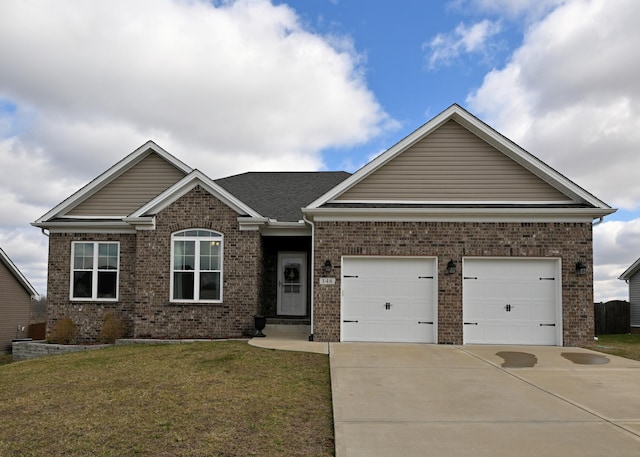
left=277, top=252, right=307, bottom=316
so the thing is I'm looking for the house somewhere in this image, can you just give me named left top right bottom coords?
left=0, top=246, right=39, bottom=353
left=33, top=104, right=615, bottom=347
left=618, top=259, right=640, bottom=333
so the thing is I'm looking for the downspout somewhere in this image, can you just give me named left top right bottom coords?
left=302, top=213, right=315, bottom=341
left=40, top=228, right=50, bottom=237
left=592, top=217, right=604, bottom=226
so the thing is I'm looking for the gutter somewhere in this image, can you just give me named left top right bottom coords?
left=302, top=213, right=315, bottom=342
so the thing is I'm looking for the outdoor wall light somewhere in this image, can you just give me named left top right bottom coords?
left=446, top=260, right=457, bottom=275
left=575, top=261, right=587, bottom=276
left=324, top=259, right=332, bottom=273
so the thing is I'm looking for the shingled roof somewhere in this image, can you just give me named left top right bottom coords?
left=215, top=172, right=350, bottom=222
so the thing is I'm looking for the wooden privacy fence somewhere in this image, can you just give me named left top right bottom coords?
left=594, top=300, right=630, bottom=335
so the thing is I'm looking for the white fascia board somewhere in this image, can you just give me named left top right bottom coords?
left=302, top=206, right=615, bottom=223
left=238, top=217, right=269, bottom=231
left=0, top=247, right=39, bottom=297
left=448, top=110, right=612, bottom=210
left=129, top=170, right=262, bottom=218
left=33, top=140, right=193, bottom=224
left=31, top=221, right=137, bottom=234
left=306, top=104, right=613, bottom=211
left=122, top=216, right=156, bottom=231
left=619, top=257, right=640, bottom=280
left=261, top=221, right=311, bottom=236
left=332, top=199, right=577, bottom=205
left=238, top=218, right=311, bottom=235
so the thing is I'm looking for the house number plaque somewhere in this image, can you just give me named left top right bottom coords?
left=319, top=277, right=336, bottom=285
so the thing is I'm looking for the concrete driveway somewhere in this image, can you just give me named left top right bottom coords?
left=330, top=343, right=640, bottom=457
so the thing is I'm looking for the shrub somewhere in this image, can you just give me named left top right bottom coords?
left=99, top=313, right=124, bottom=344
left=49, top=317, right=77, bottom=344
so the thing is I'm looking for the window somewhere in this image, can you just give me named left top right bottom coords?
left=171, top=229, right=223, bottom=302
left=71, top=242, right=119, bottom=300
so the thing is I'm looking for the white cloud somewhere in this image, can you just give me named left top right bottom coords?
left=0, top=229, right=48, bottom=296
left=448, top=0, right=565, bottom=21
left=426, top=19, right=503, bottom=69
left=593, top=219, right=640, bottom=302
left=0, top=0, right=388, bottom=174
left=467, top=0, right=640, bottom=302
left=0, top=0, right=392, bottom=294
left=467, top=0, right=640, bottom=211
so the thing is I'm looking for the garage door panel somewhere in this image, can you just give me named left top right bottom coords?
left=463, top=258, right=560, bottom=345
left=342, top=257, right=436, bottom=343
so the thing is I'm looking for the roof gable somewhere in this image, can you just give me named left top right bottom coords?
left=129, top=170, right=262, bottom=219
left=34, top=141, right=192, bottom=224
left=336, top=119, right=569, bottom=203
left=619, top=257, right=640, bottom=281
left=0, top=247, right=38, bottom=297
left=67, top=150, right=188, bottom=217
left=307, top=104, right=613, bottom=213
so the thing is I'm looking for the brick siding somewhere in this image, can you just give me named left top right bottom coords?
left=46, top=202, right=595, bottom=346
left=133, top=186, right=262, bottom=339
left=47, top=186, right=262, bottom=342
left=47, top=233, right=136, bottom=342
left=312, top=221, right=594, bottom=346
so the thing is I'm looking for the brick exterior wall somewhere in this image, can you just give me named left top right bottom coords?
left=46, top=186, right=262, bottom=342
left=47, top=233, right=136, bottom=342
left=133, top=186, right=262, bottom=339
left=312, top=221, right=594, bottom=347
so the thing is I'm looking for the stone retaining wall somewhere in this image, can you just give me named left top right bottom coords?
left=11, top=338, right=248, bottom=361
left=11, top=341, right=111, bottom=361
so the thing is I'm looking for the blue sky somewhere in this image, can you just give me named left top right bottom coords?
left=0, top=0, right=639, bottom=300
left=280, top=0, right=520, bottom=171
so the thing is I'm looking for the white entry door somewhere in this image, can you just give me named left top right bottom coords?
left=463, top=258, right=561, bottom=345
left=342, top=257, right=437, bottom=343
left=277, top=252, right=307, bottom=316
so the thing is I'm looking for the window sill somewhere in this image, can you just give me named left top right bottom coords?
left=70, top=298, right=119, bottom=303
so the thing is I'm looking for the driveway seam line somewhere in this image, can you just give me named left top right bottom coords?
left=456, top=346, right=640, bottom=441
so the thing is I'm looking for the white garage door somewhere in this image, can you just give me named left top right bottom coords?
left=463, top=258, right=561, bottom=345
left=341, top=257, right=437, bottom=343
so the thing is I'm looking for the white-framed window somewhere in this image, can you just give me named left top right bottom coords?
left=171, top=229, right=223, bottom=303
left=71, top=241, right=119, bottom=300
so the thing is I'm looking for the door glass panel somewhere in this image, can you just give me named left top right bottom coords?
left=284, top=263, right=301, bottom=293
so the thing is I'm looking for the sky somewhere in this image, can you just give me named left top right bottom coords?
left=0, top=0, right=638, bottom=301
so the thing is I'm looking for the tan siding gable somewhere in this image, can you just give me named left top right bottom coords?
left=0, top=261, right=31, bottom=352
left=68, top=152, right=187, bottom=216
left=336, top=120, right=569, bottom=202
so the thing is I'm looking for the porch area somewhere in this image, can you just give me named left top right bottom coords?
left=248, top=324, right=328, bottom=354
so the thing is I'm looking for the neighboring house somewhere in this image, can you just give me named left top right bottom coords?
left=618, top=259, right=640, bottom=333
left=33, top=104, right=615, bottom=347
left=0, top=247, right=39, bottom=353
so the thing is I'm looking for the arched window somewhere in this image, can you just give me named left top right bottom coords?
left=171, top=229, right=223, bottom=302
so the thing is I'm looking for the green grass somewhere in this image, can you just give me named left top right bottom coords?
left=0, top=342, right=334, bottom=457
left=592, top=334, right=640, bottom=361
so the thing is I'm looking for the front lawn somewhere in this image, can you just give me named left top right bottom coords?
left=0, top=341, right=334, bottom=457
left=592, top=333, right=640, bottom=361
